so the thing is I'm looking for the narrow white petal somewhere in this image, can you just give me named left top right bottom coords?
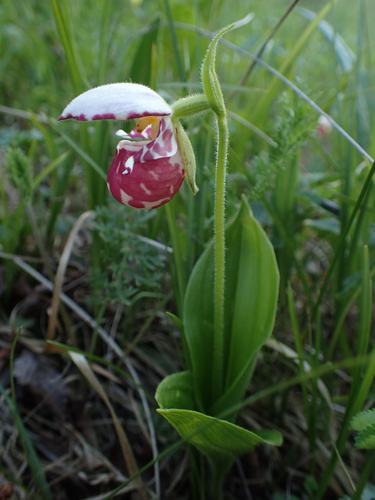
left=116, top=129, right=128, bottom=138
left=59, top=83, right=171, bottom=121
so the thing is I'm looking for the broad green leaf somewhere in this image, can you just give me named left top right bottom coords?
left=156, top=371, right=195, bottom=410
left=184, top=199, right=279, bottom=412
left=158, top=408, right=282, bottom=467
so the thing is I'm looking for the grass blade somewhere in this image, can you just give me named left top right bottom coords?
left=0, top=385, right=52, bottom=499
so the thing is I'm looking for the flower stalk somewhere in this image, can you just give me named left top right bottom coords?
left=201, top=15, right=252, bottom=402
left=172, top=94, right=210, bottom=119
left=212, top=113, right=229, bottom=400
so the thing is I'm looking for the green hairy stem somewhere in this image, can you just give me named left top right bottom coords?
left=212, top=114, right=228, bottom=399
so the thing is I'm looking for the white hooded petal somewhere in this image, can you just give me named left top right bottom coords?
left=59, top=83, right=172, bottom=121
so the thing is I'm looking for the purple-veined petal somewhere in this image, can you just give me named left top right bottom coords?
left=140, top=117, right=177, bottom=161
left=58, top=83, right=172, bottom=122
left=116, top=117, right=178, bottom=163
left=107, top=116, right=184, bottom=209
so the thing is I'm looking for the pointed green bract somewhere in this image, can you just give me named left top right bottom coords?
left=158, top=408, right=282, bottom=465
left=183, top=199, right=279, bottom=413
left=174, top=120, right=199, bottom=195
left=201, top=14, right=254, bottom=117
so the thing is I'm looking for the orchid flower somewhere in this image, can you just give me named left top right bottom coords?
left=59, top=83, right=197, bottom=209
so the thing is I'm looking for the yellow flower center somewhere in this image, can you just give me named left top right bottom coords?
left=135, top=116, right=161, bottom=140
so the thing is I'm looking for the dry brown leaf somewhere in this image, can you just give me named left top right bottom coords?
left=69, top=352, right=148, bottom=500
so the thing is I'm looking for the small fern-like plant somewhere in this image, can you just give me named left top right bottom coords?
left=89, top=205, right=167, bottom=308
left=351, top=408, right=375, bottom=449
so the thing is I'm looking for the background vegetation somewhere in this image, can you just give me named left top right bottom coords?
left=0, top=0, right=374, bottom=498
